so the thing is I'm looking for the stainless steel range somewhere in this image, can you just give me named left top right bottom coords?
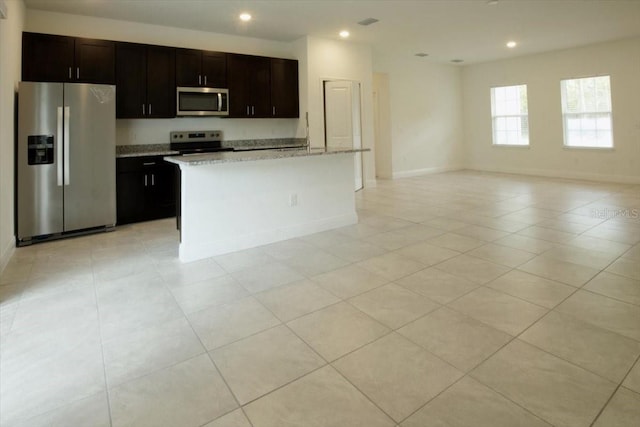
left=169, top=130, right=232, bottom=155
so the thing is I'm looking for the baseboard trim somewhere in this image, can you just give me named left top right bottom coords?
left=392, top=165, right=464, bottom=180
left=0, top=238, right=16, bottom=274
left=467, top=166, right=640, bottom=184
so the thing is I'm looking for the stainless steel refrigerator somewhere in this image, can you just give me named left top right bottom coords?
left=17, top=82, right=116, bottom=245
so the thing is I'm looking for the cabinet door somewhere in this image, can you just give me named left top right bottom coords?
left=147, top=162, right=177, bottom=219
left=116, top=43, right=147, bottom=118
left=227, top=54, right=251, bottom=117
left=74, top=38, right=115, bottom=84
left=176, top=48, right=202, bottom=87
left=227, top=54, right=271, bottom=118
left=22, top=32, right=74, bottom=82
left=202, top=51, right=227, bottom=88
left=146, top=46, right=176, bottom=118
left=270, top=59, right=299, bottom=118
left=116, top=170, right=146, bottom=224
left=250, top=56, right=272, bottom=117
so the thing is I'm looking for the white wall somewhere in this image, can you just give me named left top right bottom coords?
left=462, top=37, right=640, bottom=183
left=25, top=10, right=301, bottom=145
left=0, top=0, right=25, bottom=272
left=303, top=36, right=377, bottom=186
left=373, top=54, right=465, bottom=178
left=373, top=72, right=392, bottom=179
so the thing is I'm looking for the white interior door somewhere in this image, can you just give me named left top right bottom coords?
left=324, top=80, right=363, bottom=190
left=324, top=81, right=353, bottom=149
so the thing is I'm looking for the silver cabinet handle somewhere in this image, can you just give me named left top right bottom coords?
left=142, top=104, right=145, bottom=115
left=63, top=106, right=70, bottom=185
left=151, top=174, right=155, bottom=186
left=273, top=106, right=276, bottom=116
left=68, top=67, right=72, bottom=79
left=56, top=107, right=63, bottom=186
left=143, top=162, right=156, bottom=166
left=148, top=104, right=152, bottom=115
left=252, top=106, right=255, bottom=115
left=204, top=75, right=207, bottom=86
left=144, top=174, right=148, bottom=187
left=198, top=75, right=202, bottom=85
left=76, top=68, right=79, bottom=79
left=246, top=105, right=249, bottom=115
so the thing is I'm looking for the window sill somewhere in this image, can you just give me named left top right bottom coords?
left=562, top=146, right=615, bottom=151
left=492, top=144, right=530, bottom=149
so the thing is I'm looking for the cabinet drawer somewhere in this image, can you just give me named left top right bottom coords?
left=116, top=156, right=165, bottom=172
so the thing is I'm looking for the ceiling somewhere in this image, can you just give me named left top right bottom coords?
left=23, top=0, right=640, bottom=64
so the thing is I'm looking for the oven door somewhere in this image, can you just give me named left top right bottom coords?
left=176, top=87, right=229, bottom=116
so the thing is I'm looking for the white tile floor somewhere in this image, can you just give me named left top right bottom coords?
left=1, top=170, right=640, bottom=427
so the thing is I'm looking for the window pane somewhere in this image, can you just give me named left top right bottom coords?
left=491, top=84, right=529, bottom=146
left=560, top=76, right=612, bottom=148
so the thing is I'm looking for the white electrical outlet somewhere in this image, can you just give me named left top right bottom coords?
left=289, top=193, right=298, bottom=207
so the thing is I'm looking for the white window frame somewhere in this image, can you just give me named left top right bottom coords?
left=560, top=75, right=613, bottom=149
left=490, top=84, right=529, bottom=147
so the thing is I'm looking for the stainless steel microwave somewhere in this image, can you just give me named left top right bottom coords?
left=176, top=87, right=229, bottom=116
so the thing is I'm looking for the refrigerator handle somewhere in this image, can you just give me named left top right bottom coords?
left=56, top=107, right=64, bottom=186
left=64, top=106, right=71, bottom=186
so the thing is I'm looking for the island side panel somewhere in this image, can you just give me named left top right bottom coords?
left=178, top=153, right=358, bottom=262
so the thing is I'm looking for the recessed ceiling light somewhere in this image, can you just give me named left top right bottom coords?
left=239, top=13, right=252, bottom=22
left=358, top=18, right=379, bottom=26
left=506, top=41, right=517, bottom=48
left=451, top=59, right=464, bottom=63
left=339, top=30, right=350, bottom=38
left=415, top=53, right=429, bottom=57
left=486, top=0, right=499, bottom=5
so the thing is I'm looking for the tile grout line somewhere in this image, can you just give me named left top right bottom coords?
left=91, top=254, right=115, bottom=427
left=589, top=352, right=640, bottom=427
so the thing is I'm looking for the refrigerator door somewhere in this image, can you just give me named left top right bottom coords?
left=63, top=83, right=116, bottom=231
left=17, top=82, right=64, bottom=240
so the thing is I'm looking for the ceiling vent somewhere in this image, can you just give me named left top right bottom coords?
left=451, top=59, right=464, bottom=63
left=415, top=53, right=429, bottom=57
left=358, top=18, right=379, bottom=26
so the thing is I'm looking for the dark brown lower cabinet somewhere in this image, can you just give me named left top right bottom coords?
left=116, top=156, right=176, bottom=225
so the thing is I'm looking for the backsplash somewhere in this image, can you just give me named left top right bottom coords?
left=116, top=117, right=301, bottom=145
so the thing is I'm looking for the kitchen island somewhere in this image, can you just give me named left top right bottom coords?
left=165, top=147, right=368, bottom=262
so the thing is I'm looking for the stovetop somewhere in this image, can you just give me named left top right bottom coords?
left=169, top=130, right=231, bottom=154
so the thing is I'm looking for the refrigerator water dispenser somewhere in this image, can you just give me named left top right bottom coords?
left=27, top=135, right=54, bottom=165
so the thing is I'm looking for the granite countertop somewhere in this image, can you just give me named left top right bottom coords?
left=165, top=147, right=369, bottom=166
left=116, top=138, right=308, bottom=158
left=116, top=144, right=178, bottom=158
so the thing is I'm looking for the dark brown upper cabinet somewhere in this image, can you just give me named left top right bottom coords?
left=176, top=48, right=227, bottom=88
left=22, top=32, right=115, bottom=84
left=116, top=43, right=175, bottom=118
left=227, top=54, right=271, bottom=118
left=270, top=58, right=299, bottom=118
